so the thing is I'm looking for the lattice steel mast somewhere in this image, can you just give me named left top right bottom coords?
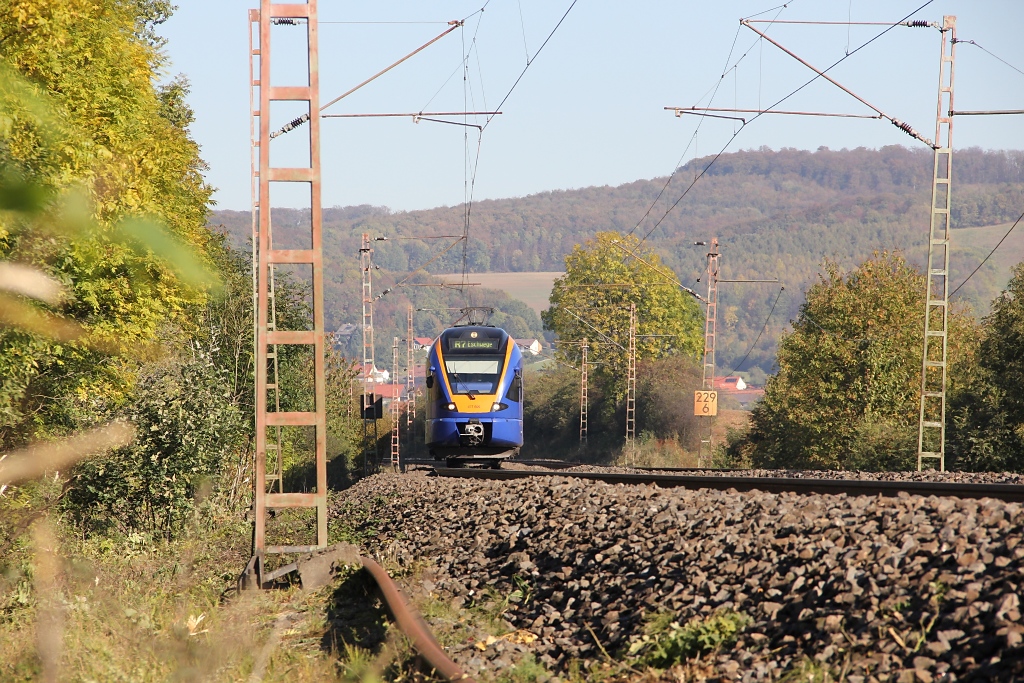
left=250, top=0, right=327, bottom=567
left=360, top=232, right=377, bottom=474
left=391, top=336, right=401, bottom=469
left=406, top=306, right=416, bottom=456
left=699, top=238, right=720, bottom=466
left=917, top=16, right=957, bottom=471
left=626, top=303, right=637, bottom=457
left=580, top=339, right=589, bottom=444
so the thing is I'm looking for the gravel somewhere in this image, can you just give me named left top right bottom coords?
left=505, top=462, right=1024, bottom=485
left=332, top=471, right=1024, bottom=681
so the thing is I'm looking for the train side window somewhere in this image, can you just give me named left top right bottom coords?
left=505, top=372, right=522, bottom=402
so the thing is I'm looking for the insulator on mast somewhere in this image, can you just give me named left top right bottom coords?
left=270, top=113, right=310, bottom=139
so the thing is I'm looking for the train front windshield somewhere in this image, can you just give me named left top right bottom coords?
left=441, top=329, right=507, bottom=395
left=445, top=357, right=503, bottom=394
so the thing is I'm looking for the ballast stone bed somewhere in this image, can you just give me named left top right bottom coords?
left=332, top=471, right=1024, bottom=682
left=505, top=462, right=1024, bottom=485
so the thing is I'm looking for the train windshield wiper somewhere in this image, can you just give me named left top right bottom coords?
left=450, top=371, right=470, bottom=396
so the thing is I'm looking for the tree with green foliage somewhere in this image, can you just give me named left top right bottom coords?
left=732, top=252, right=978, bottom=470
left=948, top=262, right=1024, bottom=470
left=542, top=232, right=702, bottom=396
left=0, top=0, right=216, bottom=448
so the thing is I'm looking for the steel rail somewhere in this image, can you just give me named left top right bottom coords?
left=433, top=468, right=1024, bottom=503
left=360, top=556, right=475, bottom=682
left=241, top=551, right=473, bottom=682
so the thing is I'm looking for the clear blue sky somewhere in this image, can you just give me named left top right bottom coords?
left=160, top=1, right=1024, bottom=213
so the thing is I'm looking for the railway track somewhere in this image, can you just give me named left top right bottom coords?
left=337, top=466, right=1024, bottom=680
left=430, top=463, right=1024, bottom=503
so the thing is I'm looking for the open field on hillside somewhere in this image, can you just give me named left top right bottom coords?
left=437, top=218, right=1023, bottom=327
left=439, top=271, right=564, bottom=315
left=953, top=221, right=1024, bottom=290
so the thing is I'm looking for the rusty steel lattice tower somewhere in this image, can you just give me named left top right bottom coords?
left=391, top=336, right=401, bottom=468
left=625, top=304, right=637, bottom=455
left=406, top=306, right=416, bottom=454
left=360, top=232, right=378, bottom=474
left=580, top=339, right=589, bottom=443
left=251, top=0, right=327, bottom=556
left=699, top=238, right=720, bottom=466
left=918, top=16, right=957, bottom=472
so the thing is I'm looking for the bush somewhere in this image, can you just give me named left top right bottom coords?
left=734, top=253, right=977, bottom=470
left=64, top=346, right=245, bottom=537
left=636, top=356, right=702, bottom=448
left=948, top=262, right=1024, bottom=470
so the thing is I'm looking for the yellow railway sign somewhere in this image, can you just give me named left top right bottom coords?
left=694, top=390, right=718, bottom=416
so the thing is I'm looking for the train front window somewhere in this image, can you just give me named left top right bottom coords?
left=444, top=357, right=503, bottom=394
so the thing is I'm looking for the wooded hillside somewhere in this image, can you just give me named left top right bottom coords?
left=211, top=145, right=1024, bottom=383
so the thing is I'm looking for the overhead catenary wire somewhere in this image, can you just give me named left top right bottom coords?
left=784, top=287, right=872, bottom=344
left=374, top=237, right=468, bottom=300
left=361, top=1, right=576, bottom=301
left=954, top=39, right=1024, bottom=78
left=561, top=308, right=625, bottom=351
left=726, top=286, right=784, bottom=376
left=738, top=19, right=934, bottom=146
left=950, top=210, right=1024, bottom=298
left=482, top=0, right=580, bottom=132
left=625, top=1, right=794, bottom=240
left=274, top=6, right=495, bottom=140
left=516, top=0, right=530, bottom=65
left=606, top=239, right=707, bottom=302
left=634, top=0, right=939, bottom=248
left=533, top=351, right=578, bottom=371
left=348, top=6, right=494, bottom=303
left=419, top=7, right=490, bottom=115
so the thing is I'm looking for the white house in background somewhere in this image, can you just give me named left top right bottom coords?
left=413, top=337, right=434, bottom=351
left=516, top=338, right=543, bottom=356
left=714, top=376, right=748, bottom=391
left=360, top=363, right=389, bottom=383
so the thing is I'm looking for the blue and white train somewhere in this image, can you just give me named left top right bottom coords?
left=425, top=325, right=524, bottom=466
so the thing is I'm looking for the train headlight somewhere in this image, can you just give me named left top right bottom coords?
left=447, top=402, right=457, bottom=411
left=491, top=402, right=506, bottom=412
